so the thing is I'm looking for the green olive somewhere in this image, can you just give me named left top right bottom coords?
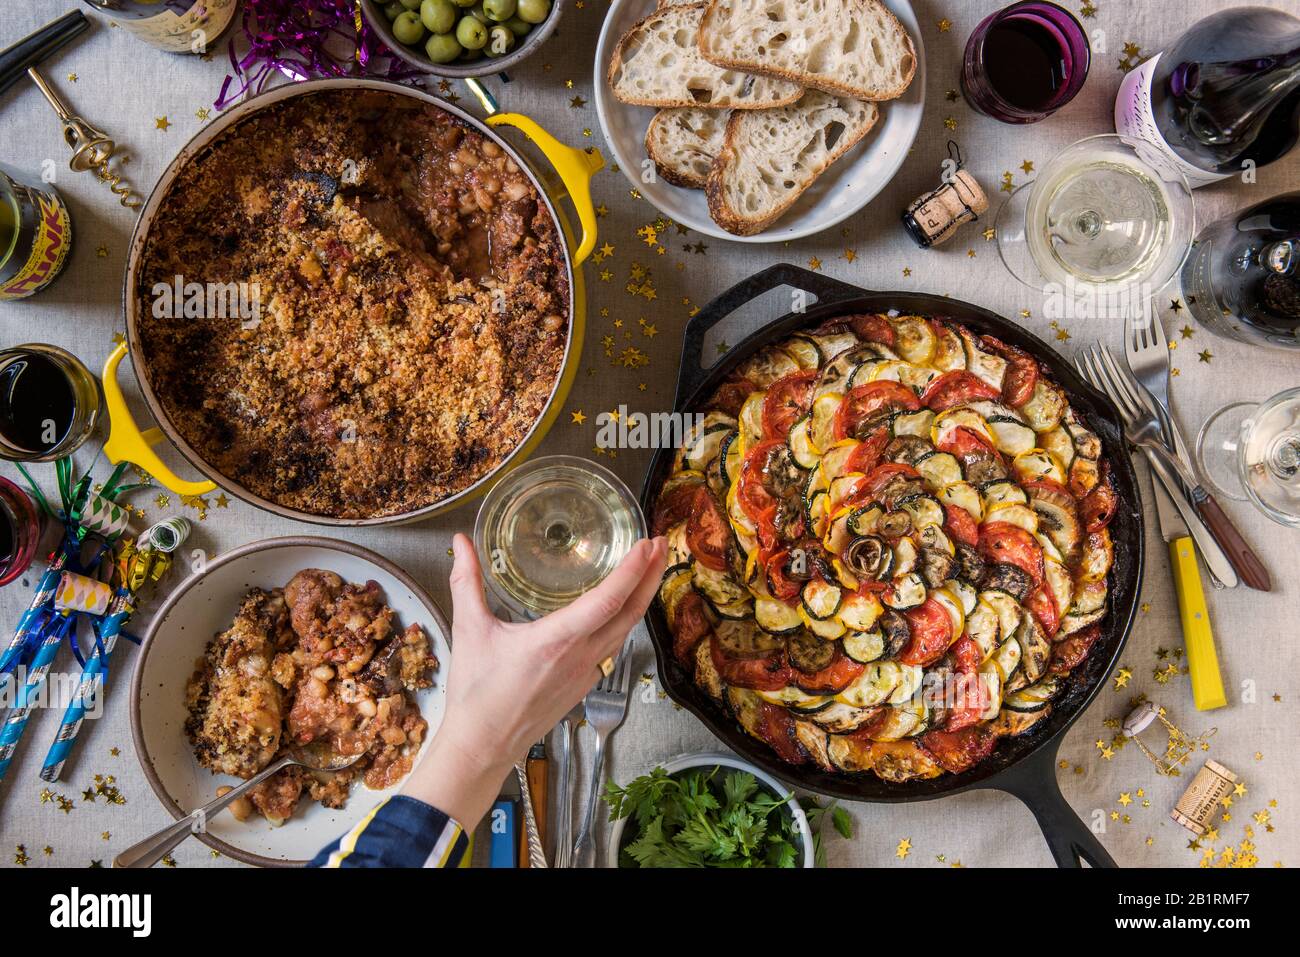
left=424, top=31, right=464, bottom=62
left=420, top=0, right=456, bottom=33
left=468, top=3, right=489, bottom=23
left=483, top=0, right=517, bottom=21
left=453, top=0, right=477, bottom=7
left=484, top=24, right=516, bottom=56
left=504, top=15, right=531, bottom=37
left=515, top=0, right=550, bottom=25
left=384, top=1, right=405, bottom=20
left=391, top=10, right=427, bottom=44
left=456, top=15, right=488, bottom=49
left=399, top=0, right=422, bottom=8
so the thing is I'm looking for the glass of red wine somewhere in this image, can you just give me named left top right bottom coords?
left=0, top=475, right=44, bottom=587
left=962, top=0, right=1091, bottom=124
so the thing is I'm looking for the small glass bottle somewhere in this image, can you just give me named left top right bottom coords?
left=0, top=164, right=72, bottom=301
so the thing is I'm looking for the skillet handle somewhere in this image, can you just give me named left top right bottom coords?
left=987, top=742, right=1117, bottom=868
left=674, top=263, right=865, bottom=406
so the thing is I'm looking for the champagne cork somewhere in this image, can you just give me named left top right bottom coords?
left=1170, top=760, right=1237, bottom=835
left=903, top=167, right=989, bottom=249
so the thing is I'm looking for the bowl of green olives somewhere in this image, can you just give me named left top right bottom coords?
left=364, top=0, right=559, bottom=77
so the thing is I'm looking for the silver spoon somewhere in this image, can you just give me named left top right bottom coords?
left=114, top=741, right=361, bottom=868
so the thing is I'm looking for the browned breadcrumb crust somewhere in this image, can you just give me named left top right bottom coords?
left=136, top=90, right=569, bottom=518
left=185, top=569, right=438, bottom=824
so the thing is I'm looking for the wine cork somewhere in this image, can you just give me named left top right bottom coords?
left=902, top=168, right=989, bottom=248
left=53, top=571, right=112, bottom=615
left=1170, top=760, right=1238, bottom=835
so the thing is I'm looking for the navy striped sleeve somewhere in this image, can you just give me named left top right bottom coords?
left=310, top=796, right=469, bottom=868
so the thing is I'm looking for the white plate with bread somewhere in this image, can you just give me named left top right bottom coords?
left=594, top=0, right=925, bottom=242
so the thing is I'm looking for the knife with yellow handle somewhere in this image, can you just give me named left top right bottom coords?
left=1154, top=474, right=1226, bottom=711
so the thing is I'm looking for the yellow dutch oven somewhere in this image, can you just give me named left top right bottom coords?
left=107, top=77, right=600, bottom=524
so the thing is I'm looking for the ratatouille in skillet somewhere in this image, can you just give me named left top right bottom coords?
left=652, top=313, right=1119, bottom=782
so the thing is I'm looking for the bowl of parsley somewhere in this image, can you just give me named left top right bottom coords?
left=603, top=752, right=821, bottom=868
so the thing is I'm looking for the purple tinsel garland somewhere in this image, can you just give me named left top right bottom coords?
left=216, top=0, right=425, bottom=110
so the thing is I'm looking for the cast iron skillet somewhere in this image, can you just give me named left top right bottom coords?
left=640, top=265, right=1144, bottom=868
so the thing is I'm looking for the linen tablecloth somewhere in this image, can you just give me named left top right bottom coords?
left=0, top=0, right=1295, bottom=869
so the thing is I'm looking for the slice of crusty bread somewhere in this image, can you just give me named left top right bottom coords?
left=698, top=0, right=917, bottom=102
left=608, top=3, right=803, bottom=109
left=646, top=108, right=730, bottom=188
left=706, top=91, right=879, bottom=235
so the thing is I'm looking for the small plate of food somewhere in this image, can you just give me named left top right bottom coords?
left=594, top=0, right=925, bottom=241
left=130, top=537, right=450, bottom=866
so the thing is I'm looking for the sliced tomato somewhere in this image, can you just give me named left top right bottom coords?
left=981, top=335, right=1040, bottom=407
left=705, top=374, right=760, bottom=418
left=979, top=521, right=1045, bottom=586
left=921, top=370, right=1000, bottom=411
left=843, top=427, right=891, bottom=475
left=652, top=479, right=700, bottom=537
left=736, top=441, right=782, bottom=525
left=790, top=646, right=865, bottom=694
left=833, top=381, right=921, bottom=440
left=949, top=635, right=981, bottom=674
left=672, top=591, right=712, bottom=662
left=935, top=425, right=996, bottom=463
left=846, top=313, right=897, bottom=348
left=762, top=369, right=818, bottom=441
left=1026, top=582, right=1061, bottom=638
left=711, top=640, right=792, bottom=691
left=755, top=701, right=809, bottom=765
left=1050, top=623, right=1103, bottom=675
left=942, top=671, right=989, bottom=732
left=764, top=548, right=803, bottom=603
left=920, top=724, right=997, bottom=773
left=860, top=462, right=921, bottom=500
left=898, top=598, right=955, bottom=666
left=1080, top=463, right=1117, bottom=532
left=686, top=486, right=731, bottom=572
left=1022, top=476, right=1074, bottom=502
left=943, top=503, right=979, bottom=548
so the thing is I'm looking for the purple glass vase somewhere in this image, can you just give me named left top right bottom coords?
left=961, top=0, right=1091, bottom=124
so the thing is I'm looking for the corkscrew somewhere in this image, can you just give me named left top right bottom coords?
left=26, top=67, right=141, bottom=209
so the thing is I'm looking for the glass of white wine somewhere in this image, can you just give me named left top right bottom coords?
left=995, top=134, right=1195, bottom=308
left=1196, top=387, right=1300, bottom=528
left=474, top=455, right=648, bottom=620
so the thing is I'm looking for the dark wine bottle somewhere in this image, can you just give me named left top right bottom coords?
left=1115, top=7, right=1300, bottom=188
left=81, top=0, right=237, bottom=54
left=1181, top=191, right=1300, bottom=349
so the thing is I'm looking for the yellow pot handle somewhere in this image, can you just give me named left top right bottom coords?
left=487, top=113, right=603, bottom=265
left=102, top=342, right=218, bottom=498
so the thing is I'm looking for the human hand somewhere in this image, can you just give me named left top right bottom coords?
left=401, top=532, right=668, bottom=828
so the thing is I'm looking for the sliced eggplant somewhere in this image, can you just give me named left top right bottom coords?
left=737, top=347, right=800, bottom=388
left=843, top=629, right=886, bottom=663
left=918, top=546, right=958, bottom=589
left=863, top=697, right=926, bottom=741
left=1058, top=604, right=1107, bottom=636
left=794, top=719, right=834, bottom=771
left=754, top=597, right=803, bottom=635
left=815, top=344, right=885, bottom=400
left=694, top=638, right=726, bottom=701
left=879, top=608, right=911, bottom=657
left=787, top=629, right=836, bottom=673
left=963, top=451, right=1010, bottom=485
left=713, top=619, right=785, bottom=659
left=844, top=534, right=891, bottom=581
left=808, top=329, right=860, bottom=363
left=979, top=562, right=1034, bottom=602
left=884, top=434, right=933, bottom=465
left=1079, top=528, right=1113, bottom=582
left=959, top=326, right=1008, bottom=391
left=1015, top=613, right=1051, bottom=684
left=704, top=595, right=755, bottom=621
left=810, top=700, right=882, bottom=733
left=666, top=521, right=693, bottom=567
left=1029, top=485, right=1082, bottom=557
left=725, top=687, right=765, bottom=739
left=1039, top=425, right=1076, bottom=470
left=991, top=704, right=1051, bottom=737
left=1063, top=407, right=1102, bottom=460
left=879, top=508, right=914, bottom=540
left=883, top=571, right=927, bottom=610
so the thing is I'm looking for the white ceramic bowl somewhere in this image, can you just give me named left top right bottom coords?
left=130, top=537, right=451, bottom=867
left=605, top=751, right=815, bottom=868
left=593, top=0, right=926, bottom=243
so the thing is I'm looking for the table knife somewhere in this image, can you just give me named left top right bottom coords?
left=1151, top=471, right=1227, bottom=711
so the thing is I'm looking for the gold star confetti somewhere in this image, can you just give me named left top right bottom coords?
left=808, top=256, right=822, bottom=270
left=1122, top=41, right=1142, bottom=58
left=895, top=837, right=912, bottom=859
left=843, top=248, right=857, bottom=263
left=40, top=788, right=54, bottom=804
left=97, top=245, right=109, bottom=258
left=1198, top=349, right=1213, bottom=363
left=1234, top=782, right=1248, bottom=797
left=1119, top=792, right=1133, bottom=807
left=570, top=410, right=586, bottom=425
left=943, top=116, right=957, bottom=131
left=195, top=107, right=210, bottom=121
left=1055, top=327, right=1071, bottom=342
left=1180, top=324, right=1194, bottom=338
left=937, top=18, right=951, bottom=31
left=162, top=855, right=177, bottom=867
left=569, top=96, right=587, bottom=109
left=155, top=116, right=171, bottom=131
left=902, top=267, right=911, bottom=277
left=945, top=88, right=959, bottom=102
left=966, top=248, right=976, bottom=258
left=1169, top=298, right=1183, bottom=313
left=1020, top=160, right=1034, bottom=174
left=1113, top=667, right=1131, bottom=689
left=983, top=227, right=996, bottom=241
left=1080, top=1, right=1097, bottom=18
left=564, top=78, right=573, bottom=89
left=14, top=845, right=28, bottom=866
left=67, top=72, right=78, bottom=83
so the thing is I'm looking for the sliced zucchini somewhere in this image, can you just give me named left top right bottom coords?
left=809, top=392, right=843, bottom=453
left=848, top=503, right=884, bottom=537
left=959, top=326, right=1007, bottom=391
left=1003, top=676, right=1061, bottom=713
left=916, top=451, right=962, bottom=490
left=980, top=589, right=1024, bottom=641
left=949, top=578, right=978, bottom=615
left=891, top=536, right=918, bottom=577
left=901, top=494, right=945, bottom=530
left=864, top=695, right=926, bottom=741
left=892, top=409, right=936, bottom=438
left=931, top=321, right=966, bottom=372
left=1058, top=604, right=1107, bottom=636
left=938, top=481, right=983, bottom=521
left=889, top=663, right=925, bottom=704
left=722, top=429, right=744, bottom=486
left=992, top=635, right=1022, bottom=684
left=917, top=522, right=955, bottom=556
left=660, top=571, right=696, bottom=629
left=892, top=315, right=937, bottom=364
left=694, top=638, right=725, bottom=701
left=964, top=600, right=1000, bottom=660
left=843, top=629, right=886, bottom=664
left=1064, top=407, right=1102, bottom=460
left=800, top=578, right=843, bottom=621
left=982, top=502, right=1040, bottom=534
left=1072, top=577, right=1108, bottom=615
left=788, top=415, right=820, bottom=468
left=693, top=560, right=747, bottom=607
left=815, top=344, right=881, bottom=400
left=985, top=416, right=1038, bottom=456
left=756, top=686, right=831, bottom=709
left=737, top=347, right=800, bottom=388
left=666, top=521, right=692, bottom=567
left=1015, top=613, right=1051, bottom=684
left=714, top=619, right=784, bottom=659
left=1044, top=558, right=1074, bottom=621
left=929, top=585, right=967, bottom=637
left=978, top=662, right=1003, bottom=720
left=980, top=479, right=1028, bottom=510
left=705, top=595, right=755, bottom=621
left=754, top=598, right=803, bottom=635
left=738, top=391, right=766, bottom=450
left=931, top=407, right=994, bottom=450
left=819, top=442, right=858, bottom=483
left=991, top=705, right=1051, bottom=737
left=783, top=334, right=823, bottom=370
left=794, top=720, right=835, bottom=771
left=836, top=660, right=904, bottom=708
left=810, top=700, right=881, bottom=733
left=839, top=591, right=884, bottom=632
left=883, top=572, right=927, bottom=610
left=1079, top=528, right=1113, bottom=582
left=801, top=611, right=848, bottom=640
left=1039, top=426, right=1076, bottom=470
left=809, top=329, right=860, bottom=363
left=1013, top=448, right=1067, bottom=485
left=1017, top=378, right=1066, bottom=431
left=683, top=418, right=736, bottom=473
left=807, top=489, right=831, bottom=539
